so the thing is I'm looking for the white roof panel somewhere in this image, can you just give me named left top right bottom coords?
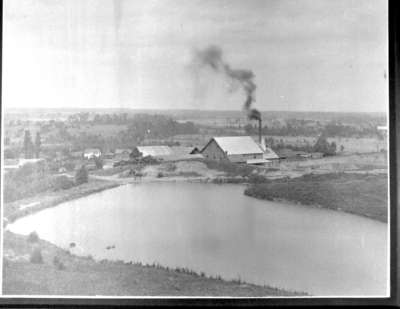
left=137, top=146, right=173, bottom=157
left=213, top=136, right=264, bottom=155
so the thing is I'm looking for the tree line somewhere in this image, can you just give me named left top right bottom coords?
left=245, top=121, right=383, bottom=138
left=265, top=135, right=339, bottom=156
left=25, top=114, right=200, bottom=154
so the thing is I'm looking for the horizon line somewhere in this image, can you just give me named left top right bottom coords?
left=3, top=107, right=387, bottom=114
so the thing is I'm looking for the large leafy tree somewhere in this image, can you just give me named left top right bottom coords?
left=75, top=165, right=88, bottom=185
left=34, top=132, right=41, bottom=158
left=23, top=130, right=34, bottom=159
left=313, top=135, right=336, bottom=156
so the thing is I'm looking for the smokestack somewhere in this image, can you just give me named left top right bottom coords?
left=248, top=108, right=262, bottom=143
left=192, top=45, right=258, bottom=111
left=192, top=45, right=263, bottom=143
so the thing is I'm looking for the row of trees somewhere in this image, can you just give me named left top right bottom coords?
left=37, top=114, right=199, bottom=151
left=266, top=135, right=340, bottom=156
left=23, top=130, right=41, bottom=159
left=313, top=135, right=337, bottom=156
left=245, top=121, right=384, bottom=138
left=126, top=114, right=199, bottom=141
left=67, top=112, right=129, bottom=124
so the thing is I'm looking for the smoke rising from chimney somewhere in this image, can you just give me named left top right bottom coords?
left=193, top=45, right=261, bottom=121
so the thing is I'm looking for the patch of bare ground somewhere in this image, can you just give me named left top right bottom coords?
left=3, top=231, right=304, bottom=296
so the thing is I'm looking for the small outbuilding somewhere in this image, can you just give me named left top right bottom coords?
left=83, top=148, right=102, bottom=159
left=310, top=152, right=324, bottom=159
left=114, top=148, right=132, bottom=161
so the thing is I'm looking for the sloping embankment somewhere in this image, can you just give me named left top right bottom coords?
left=244, top=173, right=388, bottom=222
left=3, top=231, right=305, bottom=296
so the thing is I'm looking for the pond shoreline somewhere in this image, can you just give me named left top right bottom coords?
left=4, top=179, right=121, bottom=225
left=4, top=171, right=386, bottom=296
left=3, top=175, right=224, bottom=225
left=4, top=176, right=309, bottom=296
left=5, top=171, right=387, bottom=225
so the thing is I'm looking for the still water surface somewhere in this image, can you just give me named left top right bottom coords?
left=8, top=183, right=388, bottom=296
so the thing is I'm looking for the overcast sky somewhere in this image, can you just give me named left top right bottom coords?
left=3, top=0, right=388, bottom=112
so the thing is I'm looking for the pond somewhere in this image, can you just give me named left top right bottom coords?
left=7, top=182, right=388, bottom=296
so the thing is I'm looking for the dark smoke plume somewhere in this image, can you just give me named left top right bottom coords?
left=194, top=45, right=260, bottom=120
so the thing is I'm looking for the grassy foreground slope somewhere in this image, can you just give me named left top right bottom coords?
left=244, top=173, right=388, bottom=222
left=3, top=232, right=304, bottom=296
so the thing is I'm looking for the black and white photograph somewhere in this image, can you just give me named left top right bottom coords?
left=1, top=0, right=390, bottom=300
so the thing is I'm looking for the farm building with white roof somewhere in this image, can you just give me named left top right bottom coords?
left=136, top=146, right=173, bottom=157
left=83, top=148, right=102, bottom=159
left=135, top=145, right=203, bottom=161
left=201, top=136, right=274, bottom=164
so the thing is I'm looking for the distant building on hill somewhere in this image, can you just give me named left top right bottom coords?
left=4, top=159, right=21, bottom=172
left=4, top=158, right=45, bottom=173
left=310, top=152, right=324, bottom=159
left=201, top=136, right=270, bottom=164
left=83, top=148, right=101, bottom=159
left=114, top=148, right=132, bottom=161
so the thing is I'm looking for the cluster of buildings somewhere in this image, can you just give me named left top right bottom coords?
left=4, top=135, right=324, bottom=174
left=80, top=136, right=283, bottom=168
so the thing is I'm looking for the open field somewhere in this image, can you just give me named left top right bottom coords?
left=244, top=173, right=388, bottom=222
left=262, top=135, right=387, bottom=154
left=3, top=231, right=304, bottom=296
left=273, top=152, right=388, bottom=178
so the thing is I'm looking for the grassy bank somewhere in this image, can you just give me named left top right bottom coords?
left=3, top=231, right=304, bottom=296
left=4, top=179, right=120, bottom=224
left=244, top=173, right=388, bottom=222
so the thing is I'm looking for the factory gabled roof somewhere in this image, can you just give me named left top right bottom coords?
left=202, top=136, right=264, bottom=155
